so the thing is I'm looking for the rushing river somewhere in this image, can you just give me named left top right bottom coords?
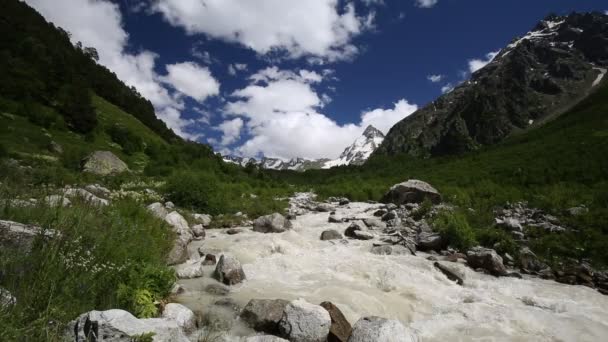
left=176, top=197, right=608, bottom=341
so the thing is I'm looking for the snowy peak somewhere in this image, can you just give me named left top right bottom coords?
left=362, top=125, right=384, bottom=139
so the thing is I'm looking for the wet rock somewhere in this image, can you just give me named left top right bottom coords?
left=246, top=336, right=289, bottom=342
left=371, top=245, right=412, bottom=255
left=363, top=218, right=387, bottom=230
left=315, top=203, right=334, bottom=212
left=467, top=247, right=508, bottom=276
left=203, top=254, right=217, bottom=266
left=147, top=202, right=168, bottom=219
left=278, top=299, right=331, bottom=342
left=214, top=297, right=241, bottom=313
left=353, top=231, right=374, bottom=240
left=434, top=262, right=464, bottom=285
left=227, top=228, right=244, bottom=235
left=373, top=209, right=387, bottom=217
left=82, top=151, right=129, bottom=176
left=241, top=299, right=289, bottom=334
left=444, top=253, right=467, bottom=263
left=344, top=221, right=367, bottom=239
left=416, top=232, right=445, bottom=252
left=382, top=179, right=442, bottom=205
left=348, top=316, right=416, bottom=342
left=381, top=211, right=397, bottom=221
left=214, top=255, right=246, bottom=285
left=339, top=199, right=350, bottom=206
left=328, top=214, right=344, bottom=223
left=321, top=229, right=343, bottom=241
left=320, top=301, right=351, bottom=342
left=193, top=213, right=212, bottom=226
left=162, top=303, right=196, bottom=333
left=170, top=283, right=185, bottom=295
left=191, top=224, right=205, bottom=238
left=205, top=284, right=230, bottom=296
left=68, top=309, right=189, bottom=342
left=426, top=256, right=438, bottom=261
left=176, top=260, right=204, bottom=279
left=253, top=213, right=293, bottom=233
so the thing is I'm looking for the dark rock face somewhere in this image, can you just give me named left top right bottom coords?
left=240, top=299, right=289, bottom=334
left=434, top=262, right=464, bottom=285
left=416, top=232, right=446, bottom=252
left=320, top=302, right=352, bottom=342
left=377, top=13, right=608, bottom=157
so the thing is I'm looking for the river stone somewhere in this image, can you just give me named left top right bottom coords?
left=82, top=151, right=129, bottom=176
left=162, top=303, right=196, bottom=332
left=191, top=224, right=205, bottom=238
left=205, top=284, right=230, bottom=296
left=467, top=246, right=508, bottom=276
left=416, top=232, right=446, bottom=252
left=166, top=239, right=189, bottom=266
left=315, top=203, right=334, bottom=212
left=68, top=309, right=189, bottom=342
left=176, top=260, right=204, bottom=279
left=193, top=213, right=212, bottom=226
left=348, top=316, right=415, bottom=342
left=434, top=262, right=465, bottom=285
left=246, top=336, right=289, bottom=342
left=203, top=254, right=217, bottom=266
left=344, top=221, right=367, bottom=239
left=278, top=299, right=331, bottom=342
left=363, top=218, right=387, bottom=230
left=320, top=301, right=351, bottom=342
left=371, top=245, right=412, bottom=255
left=214, top=255, right=246, bottom=285
left=382, top=179, right=442, bottom=205
left=241, top=299, right=289, bottom=334
left=519, top=247, right=548, bottom=273
left=321, top=229, right=343, bottom=240
left=165, top=211, right=190, bottom=235
left=253, top=213, right=293, bottom=233
left=353, top=230, right=374, bottom=240
left=328, top=214, right=343, bottom=223
left=147, top=202, right=168, bottom=219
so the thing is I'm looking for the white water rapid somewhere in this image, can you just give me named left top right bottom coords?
left=175, top=195, right=608, bottom=341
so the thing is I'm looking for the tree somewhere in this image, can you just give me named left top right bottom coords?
left=58, top=80, right=97, bottom=134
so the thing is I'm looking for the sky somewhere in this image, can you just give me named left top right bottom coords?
left=25, top=0, right=608, bottom=160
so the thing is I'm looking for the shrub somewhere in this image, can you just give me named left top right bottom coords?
left=432, top=210, right=478, bottom=251
left=106, top=124, right=144, bottom=155
left=164, top=171, right=222, bottom=214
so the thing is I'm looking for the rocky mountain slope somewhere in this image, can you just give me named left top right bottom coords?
left=223, top=125, right=385, bottom=171
left=376, top=12, right=608, bottom=157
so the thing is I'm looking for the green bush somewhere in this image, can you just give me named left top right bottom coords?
left=432, top=210, right=478, bottom=251
left=165, top=171, right=222, bottom=214
left=106, top=124, right=144, bottom=155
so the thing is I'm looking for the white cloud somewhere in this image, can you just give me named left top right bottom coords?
left=468, top=51, right=499, bottom=73
left=152, top=0, right=374, bottom=62
left=162, top=62, right=220, bottom=102
left=218, top=118, right=244, bottom=145
left=441, top=83, right=454, bottom=94
left=223, top=67, right=417, bottom=159
left=25, top=0, right=215, bottom=140
left=228, top=63, right=248, bottom=76
left=427, top=74, right=443, bottom=83
left=415, top=0, right=438, bottom=8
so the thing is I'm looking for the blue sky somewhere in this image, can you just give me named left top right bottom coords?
left=26, top=0, right=608, bottom=159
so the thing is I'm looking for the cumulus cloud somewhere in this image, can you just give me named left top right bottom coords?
left=25, top=0, right=218, bottom=140
left=468, top=51, right=499, bottom=73
left=228, top=63, right=248, bottom=76
left=151, top=0, right=374, bottom=62
left=162, top=62, right=220, bottom=102
left=218, top=118, right=244, bottom=145
left=415, top=0, right=438, bottom=8
left=221, top=67, right=417, bottom=159
left=427, top=74, right=443, bottom=83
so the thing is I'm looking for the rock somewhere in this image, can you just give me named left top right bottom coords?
left=344, top=221, right=367, bottom=239
left=339, top=199, right=350, bottom=206
left=147, top=202, right=168, bottom=219
left=205, top=284, right=230, bottom=296
left=0, top=287, right=16, bottom=308
left=371, top=245, right=412, bottom=255
left=567, top=205, right=588, bottom=216
left=82, top=151, right=129, bottom=176
left=321, top=229, right=343, bottom=241
left=44, top=195, right=71, bottom=207
left=0, top=220, right=57, bottom=253
left=519, top=247, right=548, bottom=273
left=348, top=316, right=415, bottom=342
left=382, top=180, right=441, bottom=205
left=381, top=211, right=397, bottom=221
left=315, top=203, right=334, bottom=212
left=495, top=217, right=523, bottom=232
left=84, top=184, right=111, bottom=198
left=68, top=309, right=189, bottom=342
left=241, top=299, right=289, bottom=334
left=253, top=213, right=293, bottom=233
left=165, top=201, right=175, bottom=210
left=165, top=211, right=191, bottom=236
left=49, top=140, right=63, bottom=154
left=466, top=247, right=508, bottom=276
left=63, top=188, right=109, bottom=206
left=166, top=239, right=189, bottom=266
left=278, top=299, right=331, bottom=342
left=320, top=301, right=351, bottom=342
left=328, top=214, right=343, bottom=223
left=191, top=224, right=205, bottom=238
left=170, top=283, right=185, bottom=295
left=193, top=213, right=212, bottom=226
left=246, top=336, right=289, bottom=342
left=227, top=228, right=243, bottom=235
left=353, top=231, right=374, bottom=240
left=444, top=253, right=467, bottom=263
left=176, top=260, right=204, bottom=279
left=373, top=209, right=387, bottom=217
left=162, top=303, right=196, bottom=332
left=416, top=232, right=445, bottom=252
left=434, top=262, right=464, bottom=285
left=203, top=254, right=217, bottom=266
left=426, top=256, right=438, bottom=261
left=214, top=255, right=246, bottom=285
left=363, top=218, right=386, bottom=230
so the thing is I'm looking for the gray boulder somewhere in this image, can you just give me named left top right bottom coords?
left=162, top=303, right=196, bottom=333
left=214, top=255, right=246, bottom=285
left=147, top=202, right=168, bottom=219
left=241, top=299, right=289, bottom=334
left=344, top=221, right=367, bottom=239
left=191, top=224, right=205, bottom=238
left=0, top=220, right=57, bottom=253
left=193, top=213, right=212, bottom=226
left=166, top=239, right=189, bottom=266
left=467, top=247, right=508, bottom=276
left=320, top=301, right=351, bottom=342
left=371, top=245, right=412, bottom=256
left=253, top=213, right=293, bottom=233
left=382, top=179, right=441, bottom=205
left=519, top=247, right=548, bottom=273
left=278, top=299, right=331, bottom=342
left=348, top=316, right=416, bottom=342
left=63, top=188, right=109, bottom=206
left=82, top=151, right=129, bottom=176
left=44, top=195, right=71, bottom=207
left=176, top=260, right=205, bottom=279
left=416, top=232, right=445, bottom=252
left=321, top=229, right=343, bottom=241
left=353, top=231, right=374, bottom=240
left=363, top=218, right=387, bottom=230
left=328, top=214, right=343, bottom=223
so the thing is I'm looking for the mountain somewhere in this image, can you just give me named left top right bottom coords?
left=376, top=12, right=608, bottom=157
left=222, top=125, right=384, bottom=170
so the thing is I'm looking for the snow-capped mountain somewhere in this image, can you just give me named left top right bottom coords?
left=222, top=125, right=385, bottom=171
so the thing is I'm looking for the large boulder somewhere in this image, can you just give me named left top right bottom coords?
left=176, top=260, right=205, bottom=279
left=321, top=229, right=343, bottom=241
left=253, top=213, right=293, bottom=233
left=214, top=255, right=246, bottom=285
left=166, top=239, right=189, bottom=266
left=162, top=303, right=196, bottom=333
left=241, top=299, right=289, bottom=334
left=67, top=309, right=189, bottom=342
left=320, top=301, right=351, bottom=342
left=191, top=224, right=206, bottom=239
left=193, top=213, right=212, bottom=226
left=348, top=316, right=416, bottom=342
left=82, top=151, right=129, bottom=176
left=147, top=202, right=168, bottom=220
left=0, top=220, right=57, bottom=253
left=466, top=247, right=508, bottom=276
left=278, top=299, right=331, bottom=342
left=382, top=180, right=441, bottom=205
left=344, top=221, right=367, bottom=239
left=363, top=218, right=386, bottom=230
left=165, top=212, right=190, bottom=235
left=416, top=232, right=446, bottom=252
